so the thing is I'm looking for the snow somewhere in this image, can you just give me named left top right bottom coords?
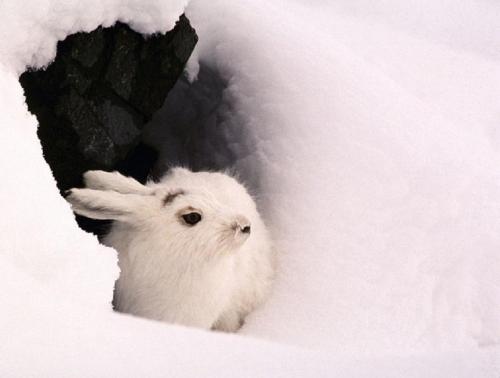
left=186, top=0, right=500, bottom=351
left=1, top=0, right=499, bottom=376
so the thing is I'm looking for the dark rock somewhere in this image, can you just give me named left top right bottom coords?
left=20, top=14, right=197, bottom=191
left=19, top=15, right=198, bottom=234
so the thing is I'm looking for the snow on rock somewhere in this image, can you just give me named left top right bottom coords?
left=0, top=0, right=189, bottom=74
left=0, top=0, right=499, bottom=375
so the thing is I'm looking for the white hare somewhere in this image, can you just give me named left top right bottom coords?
left=66, top=167, right=275, bottom=332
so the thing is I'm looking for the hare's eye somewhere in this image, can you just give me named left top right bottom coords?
left=182, top=212, right=202, bottom=226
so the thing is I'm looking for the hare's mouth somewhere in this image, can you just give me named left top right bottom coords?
left=232, top=230, right=251, bottom=248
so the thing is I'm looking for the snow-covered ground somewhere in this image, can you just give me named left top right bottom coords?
left=0, top=0, right=499, bottom=376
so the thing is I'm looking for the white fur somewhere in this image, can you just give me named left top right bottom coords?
left=66, top=167, right=276, bottom=332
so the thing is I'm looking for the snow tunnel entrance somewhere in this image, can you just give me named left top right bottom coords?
left=19, top=16, right=235, bottom=235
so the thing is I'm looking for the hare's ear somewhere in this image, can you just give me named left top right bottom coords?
left=83, top=170, right=152, bottom=195
left=66, top=188, right=152, bottom=222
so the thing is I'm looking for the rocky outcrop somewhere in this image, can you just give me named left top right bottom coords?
left=20, top=15, right=198, bottom=191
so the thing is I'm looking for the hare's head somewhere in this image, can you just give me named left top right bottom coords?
left=66, top=168, right=259, bottom=258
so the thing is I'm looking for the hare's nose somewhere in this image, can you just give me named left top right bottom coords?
left=235, top=216, right=251, bottom=234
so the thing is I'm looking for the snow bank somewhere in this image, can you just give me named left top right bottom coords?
left=186, top=0, right=500, bottom=352
left=0, top=0, right=499, bottom=375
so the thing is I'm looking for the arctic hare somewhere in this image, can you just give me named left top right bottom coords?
left=66, top=167, right=275, bottom=332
